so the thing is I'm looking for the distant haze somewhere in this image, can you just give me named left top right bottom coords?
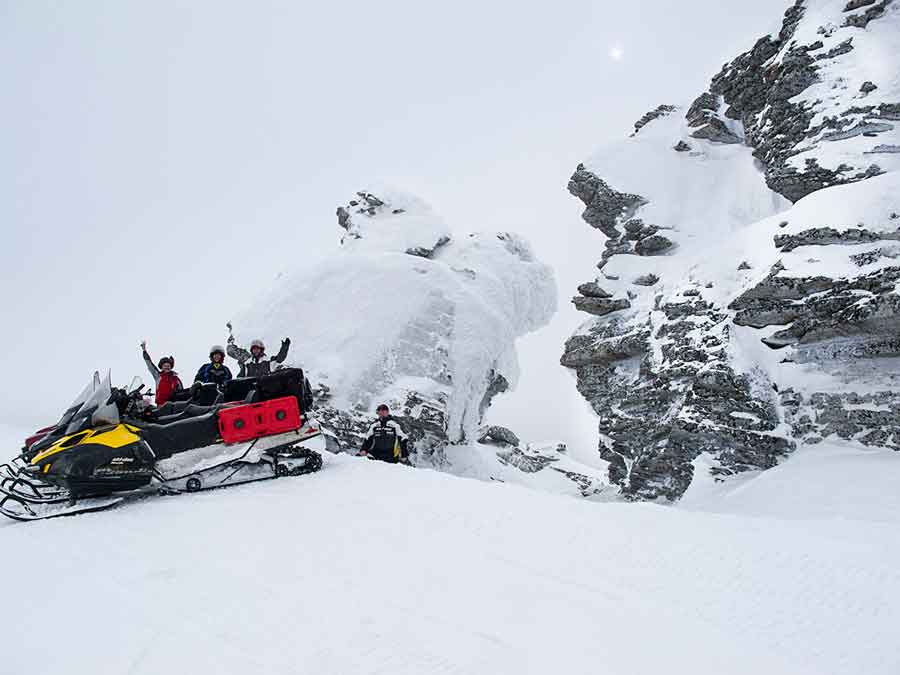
left=1, top=1, right=788, bottom=454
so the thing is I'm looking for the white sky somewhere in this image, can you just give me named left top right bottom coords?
left=0, top=1, right=788, bottom=452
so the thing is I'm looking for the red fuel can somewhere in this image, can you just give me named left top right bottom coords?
left=218, top=396, right=302, bottom=444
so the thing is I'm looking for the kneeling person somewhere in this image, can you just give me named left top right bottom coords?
left=359, top=404, right=409, bottom=464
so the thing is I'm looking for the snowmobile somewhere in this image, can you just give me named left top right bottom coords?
left=0, top=368, right=324, bottom=522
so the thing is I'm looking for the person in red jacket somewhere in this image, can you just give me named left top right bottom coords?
left=140, top=340, right=184, bottom=406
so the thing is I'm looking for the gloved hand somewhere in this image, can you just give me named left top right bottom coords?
left=140, top=340, right=147, bottom=351
left=190, top=381, right=202, bottom=398
left=282, top=337, right=291, bottom=348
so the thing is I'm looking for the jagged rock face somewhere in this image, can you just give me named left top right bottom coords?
left=561, top=0, right=900, bottom=501
left=561, top=288, right=791, bottom=501
left=632, top=104, right=677, bottom=136
left=782, top=388, right=900, bottom=450
left=695, top=0, right=899, bottom=201
left=568, top=165, right=648, bottom=239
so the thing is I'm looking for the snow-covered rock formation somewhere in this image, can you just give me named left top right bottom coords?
left=231, top=188, right=607, bottom=495
left=563, top=0, right=900, bottom=500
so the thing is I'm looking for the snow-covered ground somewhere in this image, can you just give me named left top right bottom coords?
left=2, top=422, right=897, bottom=675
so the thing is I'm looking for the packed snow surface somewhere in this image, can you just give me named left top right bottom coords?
left=1, top=423, right=897, bottom=675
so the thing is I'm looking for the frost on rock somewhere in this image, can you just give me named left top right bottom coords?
left=562, top=0, right=900, bottom=501
left=230, top=188, right=594, bottom=491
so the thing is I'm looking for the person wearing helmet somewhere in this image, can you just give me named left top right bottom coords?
left=227, top=334, right=291, bottom=379
left=140, top=340, right=184, bottom=406
left=193, top=345, right=233, bottom=387
left=358, top=404, right=410, bottom=464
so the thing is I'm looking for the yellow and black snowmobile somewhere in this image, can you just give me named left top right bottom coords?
left=0, top=368, right=323, bottom=521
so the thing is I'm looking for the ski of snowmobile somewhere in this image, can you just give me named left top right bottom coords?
left=0, top=494, right=125, bottom=522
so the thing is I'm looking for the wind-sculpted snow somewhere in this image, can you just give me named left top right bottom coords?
left=563, top=0, right=900, bottom=500
left=231, top=188, right=571, bottom=486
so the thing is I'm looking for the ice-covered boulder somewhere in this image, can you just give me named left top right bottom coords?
left=232, top=188, right=556, bottom=450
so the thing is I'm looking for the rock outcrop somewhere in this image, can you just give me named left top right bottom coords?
left=562, top=0, right=900, bottom=501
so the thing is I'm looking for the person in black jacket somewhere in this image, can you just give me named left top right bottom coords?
left=227, top=335, right=291, bottom=378
left=193, top=345, right=233, bottom=387
left=359, top=404, right=410, bottom=464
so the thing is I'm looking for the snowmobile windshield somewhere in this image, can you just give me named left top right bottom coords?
left=126, top=376, right=143, bottom=395
left=65, top=372, right=113, bottom=435
left=53, top=371, right=100, bottom=430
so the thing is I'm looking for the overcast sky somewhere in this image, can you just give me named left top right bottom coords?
left=1, top=0, right=789, bottom=451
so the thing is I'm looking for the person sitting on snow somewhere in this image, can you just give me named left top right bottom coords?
left=193, top=345, right=233, bottom=388
left=358, top=404, right=410, bottom=464
left=227, top=334, right=291, bottom=379
left=140, top=340, right=184, bottom=406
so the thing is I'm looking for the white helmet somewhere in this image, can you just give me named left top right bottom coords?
left=250, top=339, right=265, bottom=350
left=209, top=344, right=225, bottom=357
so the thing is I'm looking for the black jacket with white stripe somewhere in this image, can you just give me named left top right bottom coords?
left=360, top=417, right=409, bottom=463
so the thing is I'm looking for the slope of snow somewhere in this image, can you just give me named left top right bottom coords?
left=1, top=422, right=898, bottom=675
left=579, top=110, right=791, bottom=315
left=230, top=190, right=557, bottom=441
left=680, top=440, right=900, bottom=522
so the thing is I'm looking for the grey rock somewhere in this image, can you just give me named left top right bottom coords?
left=635, top=234, right=675, bottom=256
left=674, top=141, right=692, bottom=152
left=406, top=235, right=451, bottom=259
left=738, top=261, right=752, bottom=270
left=572, top=296, right=631, bottom=317
left=774, top=226, right=900, bottom=252
left=843, top=0, right=891, bottom=27
left=690, top=117, right=742, bottom=144
left=866, top=144, right=900, bottom=154
left=860, top=81, right=878, bottom=94
left=496, top=447, right=558, bottom=473
left=478, top=425, right=521, bottom=447
left=577, top=281, right=613, bottom=298
left=632, top=104, right=677, bottom=135
left=686, top=92, right=719, bottom=127
left=816, top=38, right=853, bottom=60
left=568, top=165, right=649, bottom=238
left=479, top=371, right=509, bottom=419
left=633, top=273, right=660, bottom=286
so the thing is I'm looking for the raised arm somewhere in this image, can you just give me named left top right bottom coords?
left=273, top=338, right=291, bottom=364
left=226, top=340, right=250, bottom=364
left=141, top=342, right=161, bottom=386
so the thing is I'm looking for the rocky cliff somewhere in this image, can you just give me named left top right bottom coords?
left=563, top=0, right=900, bottom=500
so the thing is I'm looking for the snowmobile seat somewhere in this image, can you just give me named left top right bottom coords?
left=255, top=368, right=310, bottom=412
left=152, top=403, right=222, bottom=425
left=223, top=377, right=257, bottom=404
left=141, top=410, right=222, bottom=460
left=190, top=383, right=221, bottom=406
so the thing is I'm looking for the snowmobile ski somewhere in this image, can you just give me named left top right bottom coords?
left=0, top=494, right=125, bottom=522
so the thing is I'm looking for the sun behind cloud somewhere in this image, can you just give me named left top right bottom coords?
left=609, top=45, right=625, bottom=62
